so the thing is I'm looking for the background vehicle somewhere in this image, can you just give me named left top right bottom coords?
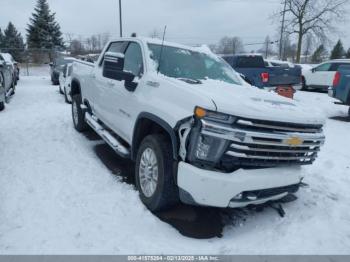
left=222, top=54, right=302, bottom=89
left=50, top=56, right=75, bottom=85
left=59, top=63, right=74, bottom=103
left=0, top=58, right=16, bottom=111
left=0, top=53, right=18, bottom=86
left=329, top=65, right=350, bottom=116
left=70, top=37, right=325, bottom=213
left=303, top=59, right=350, bottom=91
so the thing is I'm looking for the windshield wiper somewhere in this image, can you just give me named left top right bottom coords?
left=177, top=78, right=202, bottom=84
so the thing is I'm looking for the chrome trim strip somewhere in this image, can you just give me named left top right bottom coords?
left=201, top=120, right=325, bottom=145
left=226, top=150, right=316, bottom=161
left=236, top=119, right=321, bottom=133
left=229, top=143, right=320, bottom=153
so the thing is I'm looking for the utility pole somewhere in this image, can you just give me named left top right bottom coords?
left=279, top=0, right=287, bottom=60
left=232, top=37, right=235, bottom=57
left=119, top=0, right=123, bottom=37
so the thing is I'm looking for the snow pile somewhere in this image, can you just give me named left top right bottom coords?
left=0, top=76, right=350, bottom=254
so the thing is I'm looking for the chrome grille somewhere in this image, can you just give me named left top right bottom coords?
left=201, top=118, right=325, bottom=168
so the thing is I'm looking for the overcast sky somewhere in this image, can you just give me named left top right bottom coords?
left=1, top=0, right=350, bottom=51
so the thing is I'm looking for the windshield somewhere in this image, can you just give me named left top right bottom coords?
left=148, top=44, right=242, bottom=85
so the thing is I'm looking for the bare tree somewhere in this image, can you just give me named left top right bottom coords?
left=258, top=35, right=277, bottom=59
left=216, top=36, right=244, bottom=55
left=280, top=0, right=349, bottom=63
left=70, top=39, right=85, bottom=56
left=302, top=33, right=313, bottom=63
left=149, top=28, right=161, bottom=39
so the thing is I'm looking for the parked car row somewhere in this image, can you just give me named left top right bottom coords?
left=50, top=37, right=326, bottom=214
left=50, top=56, right=75, bottom=85
left=0, top=53, right=18, bottom=111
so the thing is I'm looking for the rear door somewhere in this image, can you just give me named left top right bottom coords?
left=307, top=62, right=332, bottom=86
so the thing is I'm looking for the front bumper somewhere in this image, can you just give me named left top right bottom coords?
left=177, top=162, right=302, bottom=208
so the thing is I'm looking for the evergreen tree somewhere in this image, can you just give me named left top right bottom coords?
left=0, top=28, right=4, bottom=48
left=311, top=45, right=327, bottom=63
left=26, top=0, right=64, bottom=50
left=3, top=22, right=25, bottom=61
left=330, top=40, right=345, bottom=59
left=346, top=48, right=350, bottom=59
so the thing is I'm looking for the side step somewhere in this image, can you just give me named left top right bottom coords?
left=85, top=112, right=130, bottom=158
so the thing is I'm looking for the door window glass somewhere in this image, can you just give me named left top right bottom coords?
left=124, top=42, right=144, bottom=77
left=315, top=63, right=331, bottom=72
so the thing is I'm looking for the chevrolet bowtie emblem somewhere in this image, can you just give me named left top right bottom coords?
left=285, top=137, right=304, bottom=146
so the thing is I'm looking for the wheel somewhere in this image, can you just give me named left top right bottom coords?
left=135, top=134, right=178, bottom=212
left=0, top=101, right=4, bottom=111
left=59, top=84, right=64, bottom=94
left=72, top=95, right=88, bottom=132
left=301, top=76, right=307, bottom=91
left=64, top=86, right=71, bottom=104
left=348, top=107, right=350, bottom=117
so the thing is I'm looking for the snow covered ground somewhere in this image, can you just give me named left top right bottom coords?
left=1, top=71, right=350, bottom=254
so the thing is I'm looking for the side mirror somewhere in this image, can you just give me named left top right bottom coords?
left=311, top=68, right=316, bottom=73
left=103, top=52, right=138, bottom=92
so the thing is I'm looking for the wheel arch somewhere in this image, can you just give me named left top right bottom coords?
left=70, top=78, right=81, bottom=97
left=131, top=113, right=178, bottom=161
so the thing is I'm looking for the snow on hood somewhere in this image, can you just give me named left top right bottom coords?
left=170, top=78, right=325, bottom=125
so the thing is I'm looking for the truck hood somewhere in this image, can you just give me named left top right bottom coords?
left=170, top=78, right=325, bottom=125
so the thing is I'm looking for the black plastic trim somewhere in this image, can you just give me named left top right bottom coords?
left=131, top=112, right=179, bottom=161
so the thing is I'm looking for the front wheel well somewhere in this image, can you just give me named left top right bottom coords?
left=70, top=79, right=81, bottom=97
left=131, top=115, right=178, bottom=161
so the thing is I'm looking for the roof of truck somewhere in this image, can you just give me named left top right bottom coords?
left=109, top=37, right=212, bottom=54
left=329, top=59, right=350, bottom=63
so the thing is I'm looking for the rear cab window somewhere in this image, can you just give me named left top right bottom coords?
left=236, top=56, right=265, bottom=68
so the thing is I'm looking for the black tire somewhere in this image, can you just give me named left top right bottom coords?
left=0, top=74, right=5, bottom=111
left=72, top=95, right=88, bottom=132
left=135, top=134, right=178, bottom=212
left=64, top=86, right=71, bottom=104
left=301, top=76, right=307, bottom=91
left=348, top=107, right=350, bottom=117
left=59, top=84, right=64, bottom=94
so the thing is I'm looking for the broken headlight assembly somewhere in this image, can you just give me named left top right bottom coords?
left=187, top=107, right=235, bottom=164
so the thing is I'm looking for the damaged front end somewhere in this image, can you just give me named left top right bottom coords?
left=178, top=107, right=325, bottom=173
left=175, top=107, right=325, bottom=208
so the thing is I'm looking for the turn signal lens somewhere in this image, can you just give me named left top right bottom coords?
left=333, top=72, right=341, bottom=87
left=195, top=107, right=207, bottom=118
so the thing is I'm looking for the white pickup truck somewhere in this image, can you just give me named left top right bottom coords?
left=70, top=37, right=325, bottom=212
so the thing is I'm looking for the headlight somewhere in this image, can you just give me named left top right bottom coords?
left=188, top=107, right=233, bottom=164
left=193, top=134, right=228, bottom=162
left=194, top=106, right=236, bottom=124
